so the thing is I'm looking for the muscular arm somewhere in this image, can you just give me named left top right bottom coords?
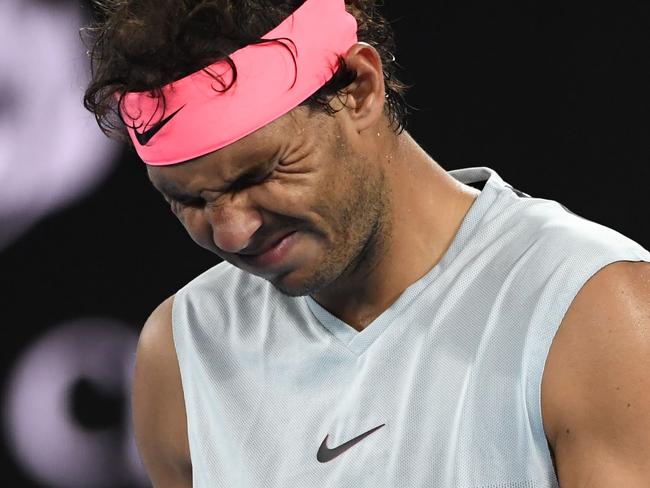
left=542, top=261, right=650, bottom=486
left=132, top=296, right=192, bottom=488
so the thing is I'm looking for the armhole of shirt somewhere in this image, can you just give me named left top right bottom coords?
left=169, top=288, right=198, bottom=479
left=525, top=249, right=650, bottom=456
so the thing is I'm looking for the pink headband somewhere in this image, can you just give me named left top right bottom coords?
left=119, top=0, right=358, bottom=165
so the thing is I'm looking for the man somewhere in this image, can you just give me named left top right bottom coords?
left=83, top=0, right=650, bottom=486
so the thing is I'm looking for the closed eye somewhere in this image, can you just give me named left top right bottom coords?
left=179, top=197, right=205, bottom=207
left=229, top=169, right=273, bottom=192
left=164, top=193, right=205, bottom=208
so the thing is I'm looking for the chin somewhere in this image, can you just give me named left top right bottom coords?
left=268, top=274, right=320, bottom=298
left=268, top=265, right=338, bottom=298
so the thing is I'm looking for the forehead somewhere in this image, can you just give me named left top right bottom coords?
left=146, top=106, right=320, bottom=191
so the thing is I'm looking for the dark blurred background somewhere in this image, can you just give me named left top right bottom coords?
left=2, top=0, right=648, bottom=486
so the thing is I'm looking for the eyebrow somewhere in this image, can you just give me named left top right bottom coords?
left=151, top=179, right=197, bottom=202
left=149, top=155, right=276, bottom=201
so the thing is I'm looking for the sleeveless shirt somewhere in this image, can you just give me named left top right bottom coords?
left=172, top=167, right=650, bottom=487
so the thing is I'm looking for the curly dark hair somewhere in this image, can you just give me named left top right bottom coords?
left=82, top=0, right=410, bottom=145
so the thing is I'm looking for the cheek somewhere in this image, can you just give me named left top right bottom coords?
left=175, top=208, right=213, bottom=249
left=255, top=172, right=334, bottom=224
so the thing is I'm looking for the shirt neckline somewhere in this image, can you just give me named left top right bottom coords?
left=304, top=166, right=504, bottom=356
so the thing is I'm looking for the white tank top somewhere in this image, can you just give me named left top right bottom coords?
left=172, top=167, right=650, bottom=487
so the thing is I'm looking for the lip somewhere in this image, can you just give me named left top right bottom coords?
left=238, top=231, right=299, bottom=270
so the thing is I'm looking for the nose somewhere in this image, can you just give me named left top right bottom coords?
left=205, top=196, right=263, bottom=253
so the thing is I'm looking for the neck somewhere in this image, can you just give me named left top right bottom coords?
left=311, top=131, right=480, bottom=331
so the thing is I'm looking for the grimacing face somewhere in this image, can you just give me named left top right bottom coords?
left=147, top=106, right=391, bottom=297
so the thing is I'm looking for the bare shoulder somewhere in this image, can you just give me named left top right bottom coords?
left=542, top=260, right=650, bottom=486
left=133, top=295, right=192, bottom=487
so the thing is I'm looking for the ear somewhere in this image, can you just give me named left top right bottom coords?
left=339, top=42, right=386, bottom=133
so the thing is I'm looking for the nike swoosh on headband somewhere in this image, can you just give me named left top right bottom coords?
left=134, top=105, right=185, bottom=146
left=316, top=423, right=385, bottom=463
left=120, top=0, right=358, bottom=165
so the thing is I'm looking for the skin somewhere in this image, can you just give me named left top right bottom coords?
left=541, top=261, right=650, bottom=486
left=132, top=42, right=650, bottom=487
left=149, top=104, right=394, bottom=303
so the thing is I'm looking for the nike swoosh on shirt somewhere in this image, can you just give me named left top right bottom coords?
left=133, top=105, right=185, bottom=146
left=316, top=423, right=385, bottom=463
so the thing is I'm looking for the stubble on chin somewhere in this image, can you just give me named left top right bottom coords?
left=267, top=122, right=392, bottom=298
left=270, top=187, right=391, bottom=299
